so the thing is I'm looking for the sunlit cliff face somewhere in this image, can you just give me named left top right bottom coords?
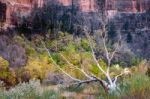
left=58, top=0, right=150, bottom=18
left=107, top=0, right=150, bottom=12
left=106, top=0, right=150, bottom=18
left=58, top=0, right=150, bottom=13
left=78, top=0, right=97, bottom=12
left=58, top=0, right=72, bottom=6
left=58, top=0, right=97, bottom=12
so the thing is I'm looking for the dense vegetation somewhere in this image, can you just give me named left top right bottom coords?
left=0, top=1, right=150, bottom=99
left=0, top=32, right=149, bottom=98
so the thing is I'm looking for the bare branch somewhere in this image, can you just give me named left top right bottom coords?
left=84, top=28, right=114, bottom=85
left=73, top=75, right=108, bottom=93
left=101, top=31, right=111, bottom=74
left=114, top=68, right=131, bottom=84
left=73, top=78, right=98, bottom=86
left=113, top=72, right=124, bottom=84
left=85, top=32, right=107, bottom=76
left=109, top=33, right=122, bottom=62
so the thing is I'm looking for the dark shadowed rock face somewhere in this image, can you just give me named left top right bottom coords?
left=110, top=12, right=150, bottom=59
left=0, top=35, right=27, bottom=68
left=107, top=0, right=150, bottom=12
left=0, top=2, right=6, bottom=22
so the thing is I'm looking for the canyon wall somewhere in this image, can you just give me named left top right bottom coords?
left=0, top=0, right=150, bottom=28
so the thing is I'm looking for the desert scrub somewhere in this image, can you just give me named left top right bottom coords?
left=0, top=80, right=60, bottom=99
left=0, top=80, right=43, bottom=99
left=13, top=35, right=36, bottom=56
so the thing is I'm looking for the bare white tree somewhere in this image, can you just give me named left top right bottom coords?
left=42, top=27, right=130, bottom=94
left=41, top=1, right=130, bottom=94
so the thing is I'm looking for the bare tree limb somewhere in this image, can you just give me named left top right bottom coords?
left=85, top=32, right=107, bottom=75
left=113, top=72, right=124, bottom=84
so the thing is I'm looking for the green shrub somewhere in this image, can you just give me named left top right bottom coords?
left=81, top=39, right=91, bottom=51
left=51, top=53, right=65, bottom=66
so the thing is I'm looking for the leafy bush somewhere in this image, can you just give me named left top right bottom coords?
left=81, top=39, right=91, bottom=51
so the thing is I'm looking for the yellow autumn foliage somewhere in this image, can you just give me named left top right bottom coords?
left=0, top=56, right=16, bottom=86
left=0, top=56, right=9, bottom=69
left=25, top=55, right=56, bottom=80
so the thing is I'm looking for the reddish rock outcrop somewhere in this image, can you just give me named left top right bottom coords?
left=58, top=0, right=72, bottom=6
left=78, top=0, right=97, bottom=12
left=58, top=0, right=97, bottom=12
left=0, top=0, right=43, bottom=26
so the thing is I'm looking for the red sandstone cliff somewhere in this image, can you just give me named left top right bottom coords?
left=58, top=0, right=150, bottom=13
left=0, top=0, right=97, bottom=26
left=0, top=0, right=150, bottom=28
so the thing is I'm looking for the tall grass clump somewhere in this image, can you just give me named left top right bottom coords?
left=96, top=73, right=150, bottom=99
left=120, top=73, right=150, bottom=99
